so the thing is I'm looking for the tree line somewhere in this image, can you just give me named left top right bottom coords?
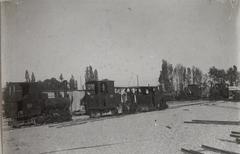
left=11, top=62, right=240, bottom=93
left=158, top=59, right=240, bottom=94
left=84, top=65, right=98, bottom=82
left=159, top=60, right=203, bottom=94
left=23, top=65, right=98, bottom=91
left=24, top=70, right=78, bottom=91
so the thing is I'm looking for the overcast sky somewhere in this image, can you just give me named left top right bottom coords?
left=1, top=0, right=240, bottom=87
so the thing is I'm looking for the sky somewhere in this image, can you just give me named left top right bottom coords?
left=1, top=0, right=240, bottom=87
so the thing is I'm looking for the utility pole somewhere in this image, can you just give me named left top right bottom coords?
left=137, top=75, right=139, bottom=87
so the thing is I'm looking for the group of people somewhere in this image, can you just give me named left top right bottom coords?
left=114, top=87, right=162, bottom=104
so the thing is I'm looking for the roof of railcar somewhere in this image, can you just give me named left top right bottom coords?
left=85, top=79, right=114, bottom=84
left=8, top=82, right=38, bottom=85
left=115, top=86, right=158, bottom=89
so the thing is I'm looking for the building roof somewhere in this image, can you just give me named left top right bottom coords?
left=229, top=86, right=240, bottom=91
left=101, top=79, right=114, bottom=82
left=86, top=79, right=114, bottom=84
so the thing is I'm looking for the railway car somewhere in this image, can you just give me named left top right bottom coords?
left=81, top=79, right=121, bottom=117
left=228, top=86, right=240, bottom=101
left=184, top=84, right=202, bottom=100
left=209, top=83, right=229, bottom=100
left=117, top=86, right=168, bottom=113
left=3, top=82, right=72, bottom=127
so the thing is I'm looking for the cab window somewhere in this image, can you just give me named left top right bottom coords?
left=86, top=83, right=96, bottom=94
left=101, top=83, right=108, bottom=93
left=42, top=92, right=55, bottom=98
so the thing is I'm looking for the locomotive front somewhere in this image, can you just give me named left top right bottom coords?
left=81, top=80, right=121, bottom=117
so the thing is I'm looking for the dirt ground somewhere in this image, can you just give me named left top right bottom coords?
left=2, top=100, right=240, bottom=154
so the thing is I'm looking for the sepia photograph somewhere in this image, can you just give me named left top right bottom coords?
left=1, top=0, right=240, bottom=153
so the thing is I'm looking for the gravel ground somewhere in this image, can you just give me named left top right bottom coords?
left=2, top=100, right=240, bottom=154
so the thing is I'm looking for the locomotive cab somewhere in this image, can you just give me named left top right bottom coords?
left=85, top=80, right=114, bottom=95
left=3, top=82, right=43, bottom=120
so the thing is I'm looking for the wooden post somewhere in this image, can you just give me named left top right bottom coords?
left=181, top=148, right=204, bottom=154
left=201, top=145, right=240, bottom=154
left=231, top=131, right=240, bottom=134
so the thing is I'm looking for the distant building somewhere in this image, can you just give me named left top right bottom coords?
left=228, top=86, right=240, bottom=100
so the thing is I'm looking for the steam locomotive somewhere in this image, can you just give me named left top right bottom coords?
left=3, top=82, right=71, bottom=127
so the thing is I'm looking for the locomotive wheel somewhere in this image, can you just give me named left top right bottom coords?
left=31, top=118, right=37, bottom=125
left=89, top=110, right=101, bottom=118
left=111, top=108, right=118, bottom=115
left=117, top=104, right=123, bottom=114
left=89, top=110, right=95, bottom=118
left=95, top=111, right=101, bottom=117
left=35, top=116, right=45, bottom=125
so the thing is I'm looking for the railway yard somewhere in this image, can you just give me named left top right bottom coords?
left=2, top=100, right=240, bottom=154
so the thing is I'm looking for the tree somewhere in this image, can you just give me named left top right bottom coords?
left=25, top=70, right=30, bottom=82
left=31, top=72, right=36, bottom=82
left=89, top=66, right=94, bottom=81
left=208, top=66, right=226, bottom=84
left=183, top=67, right=186, bottom=86
left=236, top=71, right=240, bottom=86
left=94, top=69, right=98, bottom=81
left=167, top=63, right=174, bottom=92
left=159, top=60, right=167, bottom=91
left=202, top=73, right=210, bottom=87
left=173, top=64, right=186, bottom=93
left=59, top=74, right=64, bottom=82
left=226, top=65, right=238, bottom=86
left=85, top=65, right=98, bottom=82
left=85, top=66, right=89, bottom=82
left=69, top=75, right=75, bottom=90
left=186, top=67, right=192, bottom=85
left=159, top=59, right=174, bottom=92
left=192, top=66, right=202, bottom=85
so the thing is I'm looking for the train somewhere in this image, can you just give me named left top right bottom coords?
left=81, top=79, right=168, bottom=117
left=4, top=77, right=236, bottom=127
left=3, top=79, right=168, bottom=126
left=3, top=82, right=72, bottom=127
